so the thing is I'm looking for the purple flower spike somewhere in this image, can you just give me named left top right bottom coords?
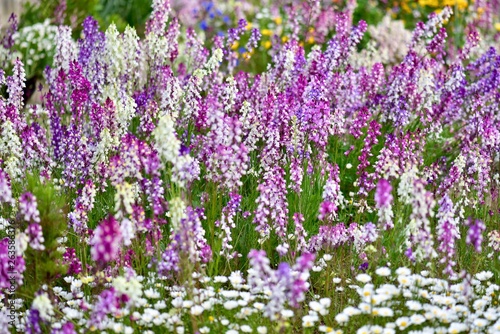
left=27, top=309, right=41, bottom=334
left=26, top=223, right=45, bottom=251
left=375, top=179, right=393, bottom=208
left=0, top=169, right=14, bottom=205
left=1, top=14, right=18, bottom=49
left=466, top=217, right=486, bottom=253
left=63, top=248, right=82, bottom=275
left=19, top=192, right=41, bottom=224
left=247, top=250, right=315, bottom=318
left=90, top=215, right=122, bottom=264
left=88, top=288, right=121, bottom=330
left=405, top=247, right=416, bottom=262
left=52, top=322, right=77, bottom=334
left=437, top=195, right=459, bottom=275
left=318, top=201, right=336, bottom=221
left=375, top=179, right=394, bottom=230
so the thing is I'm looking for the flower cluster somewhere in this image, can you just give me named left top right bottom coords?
left=1, top=0, right=500, bottom=332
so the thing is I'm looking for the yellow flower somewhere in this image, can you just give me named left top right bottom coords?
left=261, top=29, right=273, bottom=36
left=457, top=0, right=468, bottom=10
left=307, top=36, right=315, bottom=44
left=273, top=16, right=282, bottom=25
left=263, top=40, right=272, bottom=49
left=402, top=2, right=411, bottom=12
left=282, top=36, right=289, bottom=43
left=81, top=276, right=94, bottom=284
left=245, top=22, right=253, bottom=30
left=443, top=0, right=468, bottom=10
left=419, top=0, right=439, bottom=7
left=495, top=22, right=500, bottom=32
left=231, top=41, right=239, bottom=50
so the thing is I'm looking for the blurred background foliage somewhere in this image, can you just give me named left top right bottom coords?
left=2, top=0, right=499, bottom=103
left=19, top=0, right=153, bottom=37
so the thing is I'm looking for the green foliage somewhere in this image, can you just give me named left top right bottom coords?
left=20, top=0, right=152, bottom=36
left=96, top=0, right=152, bottom=36
left=17, top=173, right=69, bottom=302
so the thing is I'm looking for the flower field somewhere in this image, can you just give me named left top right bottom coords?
left=1, top=0, right=500, bottom=333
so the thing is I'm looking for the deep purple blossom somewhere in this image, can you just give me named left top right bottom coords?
left=26, top=309, right=41, bottom=334
left=466, top=217, right=486, bottom=252
left=62, top=248, right=82, bottom=275
left=1, top=238, right=25, bottom=290
left=51, top=322, right=77, bottom=334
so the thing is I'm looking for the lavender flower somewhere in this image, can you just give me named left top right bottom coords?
left=246, top=28, right=262, bottom=51
left=1, top=14, right=18, bottom=50
left=253, top=166, right=289, bottom=253
left=215, top=192, right=242, bottom=258
left=157, top=236, right=180, bottom=278
left=247, top=250, right=315, bottom=319
left=292, top=213, right=308, bottom=253
left=26, top=309, right=41, bottom=334
left=25, top=224, right=45, bottom=251
left=405, top=179, right=437, bottom=262
left=488, top=230, right=500, bottom=260
left=7, top=59, right=26, bottom=114
left=146, top=0, right=171, bottom=35
left=375, top=179, right=394, bottom=230
left=357, top=120, right=381, bottom=197
left=51, top=322, right=77, bottom=334
left=62, top=248, right=82, bottom=276
left=437, top=194, right=460, bottom=275
left=289, top=157, right=303, bottom=194
left=68, top=179, right=96, bottom=235
left=309, top=223, right=360, bottom=253
left=90, top=215, right=123, bottom=264
left=0, top=169, right=14, bottom=205
left=158, top=206, right=211, bottom=278
left=318, top=201, right=336, bottom=221
left=465, top=217, right=486, bottom=252
left=319, top=163, right=344, bottom=220
left=19, top=192, right=41, bottom=224
left=88, top=288, right=122, bottom=330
